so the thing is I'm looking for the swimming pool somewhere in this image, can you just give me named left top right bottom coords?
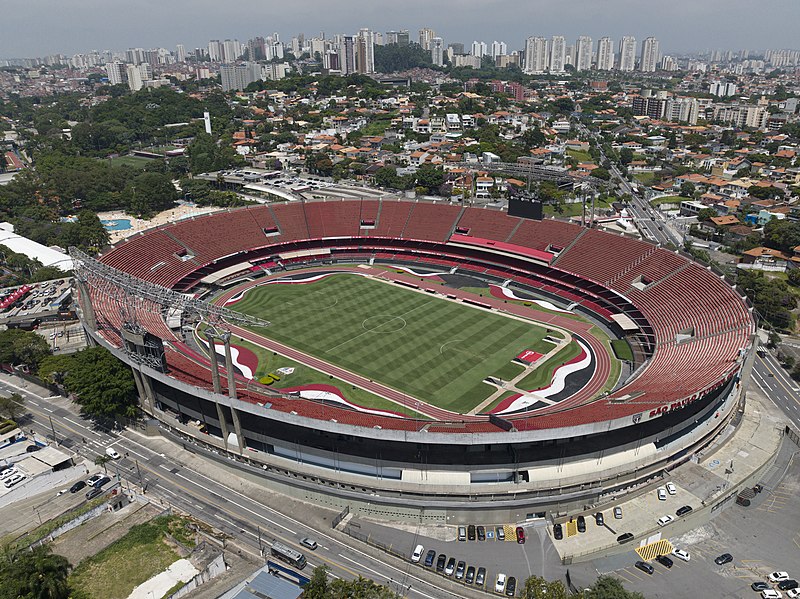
left=101, top=219, right=132, bottom=231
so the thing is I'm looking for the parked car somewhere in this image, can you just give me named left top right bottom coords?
left=458, top=526, right=466, bottom=541
left=635, top=561, right=654, bottom=575
left=445, top=557, right=456, bottom=576
left=476, top=567, right=486, bottom=587
left=424, top=549, right=436, bottom=568
left=577, top=516, right=586, bottom=533
left=25, top=445, right=41, bottom=453
left=411, top=544, right=423, bottom=563
left=786, top=589, right=800, bottom=598
left=778, top=581, right=799, bottom=591
left=506, top=576, right=517, bottom=597
left=553, top=523, right=563, bottom=540
left=85, top=487, right=103, bottom=500
left=496, top=526, right=505, bottom=541
left=617, top=532, right=635, bottom=544
left=467, top=524, right=476, bottom=541
left=86, top=473, right=105, bottom=486
left=657, top=487, right=667, bottom=501
left=477, top=526, right=486, bottom=541
left=676, top=505, right=693, bottom=517
left=69, top=481, right=87, bottom=493
left=614, top=506, right=623, bottom=519
left=516, top=526, right=525, bottom=544
left=2, top=473, right=25, bottom=488
left=672, top=548, right=691, bottom=562
left=455, top=561, right=466, bottom=580
left=771, top=573, right=792, bottom=583
left=752, top=582, right=770, bottom=592
left=495, top=573, right=507, bottom=594
left=436, top=554, right=446, bottom=572
left=655, top=555, right=673, bottom=568
left=714, top=553, right=733, bottom=565
left=666, top=482, right=677, bottom=495
left=595, top=512, right=604, bottom=526
left=761, top=590, right=782, bottom=599
left=657, top=515, right=675, bottom=526
left=0, top=467, right=19, bottom=480
left=465, top=566, right=476, bottom=584
left=92, top=475, right=111, bottom=488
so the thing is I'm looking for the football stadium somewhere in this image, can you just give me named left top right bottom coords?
left=73, top=198, right=755, bottom=520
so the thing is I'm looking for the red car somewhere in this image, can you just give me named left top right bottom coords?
left=515, top=526, right=525, bottom=544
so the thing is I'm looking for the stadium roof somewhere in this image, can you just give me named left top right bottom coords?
left=0, top=223, right=74, bottom=271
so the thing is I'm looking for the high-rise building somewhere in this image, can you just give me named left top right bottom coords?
left=220, top=64, right=256, bottom=92
left=523, top=36, right=548, bottom=74
left=575, top=36, right=593, bottom=71
left=640, top=37, right=659, bottom=72
left=341, top=36, right=356, bottom=75
left=618, top=36, right=637, bottom=71
left=597, top=37, right=614, bottom=70
left=355, top=29, right=375, bottom=74
left=176, top=44, right=186, bottom=63
left=549, top=36, right=566, bottom=73
left=207, top=40, right=222, bottom=62
left=430, top=37, right=444, bottom=67
left=661, top=55, right=677, bottom=71
left=709, top=81, right=738, bottom=96
left=490, top=41, right=507, bottom=59
left=126, top=64, right=143, bottom=91
left=471, top=41, right=488, bottom=58
left=419, top=28, right=436, bottom=50
left=248, top=37, right=266, bottom=61
left=105, top=61, right=126, bottom=85
left=222, top=39, right=242, bottom=63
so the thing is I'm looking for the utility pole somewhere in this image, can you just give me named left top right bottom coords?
left=48, top=415, right=57, bottom=445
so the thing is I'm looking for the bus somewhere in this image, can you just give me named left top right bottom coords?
left=270, top=542, right=307, bottom=569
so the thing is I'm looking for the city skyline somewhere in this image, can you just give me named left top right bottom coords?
left=1, top=0, right=799, bottom=58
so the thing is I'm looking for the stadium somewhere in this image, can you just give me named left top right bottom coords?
left=73, top=198, right=755, bottom=521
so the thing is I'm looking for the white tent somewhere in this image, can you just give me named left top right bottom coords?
left=0, top=222, right=74, bottom=271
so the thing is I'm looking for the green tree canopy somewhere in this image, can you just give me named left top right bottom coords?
left=0, top=544, right=72, bottom=599
left=763, top=218, right=800, bottom=253
left=0, top=329, right=50, bottom=372
left=584, top=575, right=645, bottom=599
left=738, top=268, right=797, bottom=331
left=124, top=172, right=179, bottom=217
left=521, top=575, right=569, bottom=598
left=38, top=346, right=138, bottom=418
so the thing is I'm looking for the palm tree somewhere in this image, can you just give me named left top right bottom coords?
left=94, top=454, right=111, bottom=474
left=0, top=545, right=71, bottom=599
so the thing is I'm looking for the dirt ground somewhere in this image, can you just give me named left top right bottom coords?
left=51, top=500, right=163, bottom=567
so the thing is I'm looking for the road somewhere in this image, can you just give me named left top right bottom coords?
left=575, top=121, right=681, bottom=247
left=750, top=351, right=800, bottom=424
left=0, top=376, right=470, bottom=599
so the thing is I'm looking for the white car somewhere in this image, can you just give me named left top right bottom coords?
left=770, top=572, right=791, bottom=583
left=411, top=544, right=423, bottom=563
left=762, top=590, right=782, bottom=599
left=657, top=515, right=675, bottom=526
left=0, top=467, right=19, bottom=481
left=786, top=589, right=800, bottom=599
left=86, top=473, right=105, bottom=486
left=671, top=548, right=691, bottom=562
left=105, top=447, right=121, bottom=460
left=495, top=573, right=507, bottom=594
left=666, top=482, right=677, bottom=495
left=657, top=487, right=667, bottom=501
left=2, top=473, right=25, bottom=488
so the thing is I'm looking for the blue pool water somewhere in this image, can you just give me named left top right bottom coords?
left=101, top=219, right=132, bottom=231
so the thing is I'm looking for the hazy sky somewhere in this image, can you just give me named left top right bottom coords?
left=2, top=0, right=798, bottom=58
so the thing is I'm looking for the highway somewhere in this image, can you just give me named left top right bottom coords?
left=0, top=375, right=470, bottom=599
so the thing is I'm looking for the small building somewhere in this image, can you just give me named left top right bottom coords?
left=740, top=247, right=791, bottom=271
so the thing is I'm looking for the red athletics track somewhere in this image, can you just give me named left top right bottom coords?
left=211, top=264, right=612, bottom=422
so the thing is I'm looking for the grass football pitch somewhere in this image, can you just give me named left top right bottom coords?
left=233, top=274, right=555, bottom=413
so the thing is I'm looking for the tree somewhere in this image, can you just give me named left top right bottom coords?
left=302, top=566, right=330, bottom=599
left=679, top=181, right=696, bottom=198
left=590, top=167, right=611, bottom=181
left=584, top=575, right=645, bottom=599
left=522, top=575, right=569, bottom=599
left=764, top=219, right=800, bottom=253
left=38, top=346, right=138, bottom=419
left=415, top=163, right=444, bottom=195
left=94, top=454, right=111, bottom=474
left=788, top=268, right=800, bottom=287
left=0, top=543, right=72, bottom=599
left=124, top=172, right=179, bottom=217
left=0, top=393, right=24, bottom=421
left=0, top=329, right=50, bottom=372
left=619, top=147, right=634, bottom=166
left=696, top=208, right=717, bottom=222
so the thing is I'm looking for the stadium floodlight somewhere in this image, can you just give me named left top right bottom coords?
left=69, top=247, right=270, bottom=329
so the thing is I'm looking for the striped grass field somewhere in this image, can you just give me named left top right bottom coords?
left=233, top=274, right=554, bottom=413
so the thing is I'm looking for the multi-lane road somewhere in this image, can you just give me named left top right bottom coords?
left=751, top=351, right=800, bottom=424
left=0, top=375, right=470, bottom=599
